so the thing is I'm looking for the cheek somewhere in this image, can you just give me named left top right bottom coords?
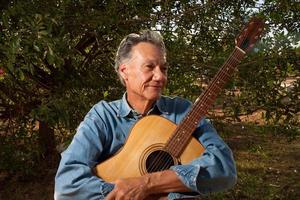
left=129, top=73, right=147, bottom=87
left=162, top=74, right=168, bottom=83
left=140, top=71, right=153, bottom=81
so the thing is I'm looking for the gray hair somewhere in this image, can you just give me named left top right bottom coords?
left=114, top=30, right=166, bottom=85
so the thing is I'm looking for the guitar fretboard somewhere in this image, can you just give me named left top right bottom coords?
left=164, top=47, right=245, bottom=157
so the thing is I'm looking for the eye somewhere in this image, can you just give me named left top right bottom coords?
left=145, top=63, right=155, bottom=69
left=161, top=67, right=168, bottom=73
left=161, top=63, right=168, bottom=73
left=147, top=64, right=155, bottom=67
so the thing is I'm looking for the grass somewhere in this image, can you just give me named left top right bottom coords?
left=210, top=122, right=300, bottom=200
left=0, top=122, right=299, bottom=200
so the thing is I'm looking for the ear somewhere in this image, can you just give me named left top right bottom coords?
left=118, top=63, right=128, bottom=81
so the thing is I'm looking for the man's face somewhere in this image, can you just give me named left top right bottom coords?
left=119, top=42, right=168, bottom=103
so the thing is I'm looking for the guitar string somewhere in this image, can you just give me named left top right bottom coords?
left=146, top=47, right=245, bottom=173
left=146, top=48, right=244, bottom=173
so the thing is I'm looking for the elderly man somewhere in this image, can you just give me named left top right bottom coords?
left=55, top=30, right=237, bottom=200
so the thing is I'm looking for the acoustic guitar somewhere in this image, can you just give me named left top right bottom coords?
left=94, top=17, right=264, bottom=182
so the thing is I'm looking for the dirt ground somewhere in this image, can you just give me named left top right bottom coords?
left=214, top=123, right=300, bottom=200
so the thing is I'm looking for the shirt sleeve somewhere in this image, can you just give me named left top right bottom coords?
left=168, top=118, right=237, bottom=199
left=54, top=109, right=114, bottom=200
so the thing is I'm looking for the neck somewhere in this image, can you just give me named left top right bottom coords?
left=126, top=94, right=156, bottom=115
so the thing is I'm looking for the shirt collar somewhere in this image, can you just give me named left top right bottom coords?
left=117, top=93, right=169, bottom=118
left=117, top=93, right=132, bottom=118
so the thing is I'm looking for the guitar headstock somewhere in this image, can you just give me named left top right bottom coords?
left=236, top=17, right=265, bottom=52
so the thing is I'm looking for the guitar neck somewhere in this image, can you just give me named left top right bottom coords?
left=164, top=47, right=246, bottom=157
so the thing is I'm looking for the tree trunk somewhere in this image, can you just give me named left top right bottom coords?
left=38, top=121, right=58, bottom=165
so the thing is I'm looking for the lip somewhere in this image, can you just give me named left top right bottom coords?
left=147, top=85, right=163, bottom=88
left=146, top=85, right=163, bottom=91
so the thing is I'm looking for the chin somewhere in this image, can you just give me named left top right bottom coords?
left=147, top=93, right=161, bottom=101
left=143, top=87, right=163, bottom=101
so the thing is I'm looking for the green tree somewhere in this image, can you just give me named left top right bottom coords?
left=0, top=0, right=154, bottom=174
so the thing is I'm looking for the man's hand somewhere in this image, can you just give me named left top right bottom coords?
left=105, top=170, right=190, bottom=200
left=106, top=176, right=151, bottom=200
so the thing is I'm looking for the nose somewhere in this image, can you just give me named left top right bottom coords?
left=153, top=66, right=166, bottom=81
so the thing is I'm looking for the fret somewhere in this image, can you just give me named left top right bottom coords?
left=234, top=52, right=245, bottom=61
left=217, top=73, right=230, bottom=83
left=203, top=92, right=215, bottom=104
left=197, top=102, right=209, bottom=112
left=195, top=106, right=207, bottom=114
left=221, top=63, right=236, bottom=73
left=211, top=82, right=222, bottom=92
left=215, top=76, right=227, bottom=85
left=221, top=68, right=231, bottom=78
left=230, top=54, right=241, bottom=63
left=199, top=97, right=214, bottom=109
left=209, top=91, right=218, bottom=98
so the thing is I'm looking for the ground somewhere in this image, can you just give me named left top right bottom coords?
left=213, top=123, right=300, bottom=200
left=0, top=122, right=299, bottom=200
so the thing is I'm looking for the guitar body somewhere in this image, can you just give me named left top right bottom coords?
left=94, top=115, right=205, bottom=182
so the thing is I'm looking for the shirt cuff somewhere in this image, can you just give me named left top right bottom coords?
left=170, top=163, right=200, bottom=192
left=168, top=192, right=202, bottom=200
left=100, top=182, right=114, bottom=198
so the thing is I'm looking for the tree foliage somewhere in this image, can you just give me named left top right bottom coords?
left=0, top=0, right=299, bottom=175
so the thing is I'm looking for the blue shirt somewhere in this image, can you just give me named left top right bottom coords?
left=55, top=94, right=237, bottom=200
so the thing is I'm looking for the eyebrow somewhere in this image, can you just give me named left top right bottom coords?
left=143, top=59, right=168, bottom=66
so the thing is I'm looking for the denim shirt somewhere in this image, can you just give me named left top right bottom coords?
left=54, top=94, right=237, bottom=200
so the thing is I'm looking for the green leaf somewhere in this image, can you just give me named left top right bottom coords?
left=103, top=90, right=109, bottom=98
left=33, top=45, right=40, bottom=52
left=17, top=69, right=25, bottom=81
left=47, top=46, right=55, bottom=64
left=287, top=63, right=294, bottom=74
left=38, top=30, right=48, bottom=38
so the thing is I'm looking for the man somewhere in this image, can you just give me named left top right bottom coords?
left=55, top=30, right=237, bottom=200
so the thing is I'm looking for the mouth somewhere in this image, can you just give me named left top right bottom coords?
left=147, top=85, right=163, bottom=89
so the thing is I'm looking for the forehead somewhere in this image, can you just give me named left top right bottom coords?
left=131, top=42, right=166, bottom=62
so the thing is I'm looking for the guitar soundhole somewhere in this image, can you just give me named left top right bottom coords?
left=145, top=150, right=175, bottom=173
